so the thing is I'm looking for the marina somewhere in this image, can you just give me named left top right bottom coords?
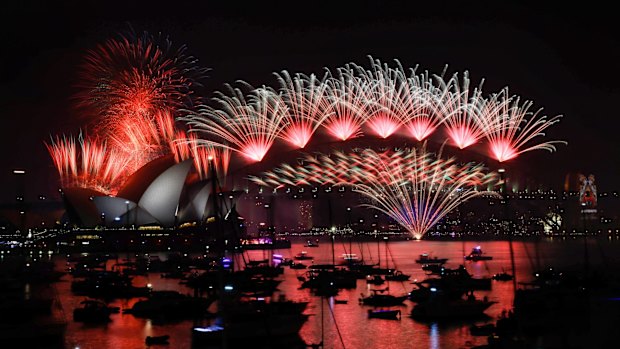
left=3, top=238, right=620, bottom=348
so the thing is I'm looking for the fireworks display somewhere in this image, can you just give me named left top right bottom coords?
left=46, top=133, right=130, bottom=194
left=179, top=57, right=565, bottom=167
left=322, top=66, right=369, bottom=141
left=274, top=71, right=333, bottom=148
left=49, top=29, right=564, bottom=227
left=484, top=89, right=566, bottom=162
left=182, top=85, right=287, bottom=162
left=441, top=72, right=488, bottom=149
left=76, top=29, right=205, bottom=164
left=249, top=147, right=498, bottom=239
left=353, top=60, right=405, bottom=138
left=49, top=30, right=210, bottom=193
left=77, top=30, right=206, bottom=124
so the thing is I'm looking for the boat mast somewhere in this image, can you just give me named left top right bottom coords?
left=209, top=157, right=228, bottom=349
left=499, top=169, right=517, bottom=295
left=328, top=197, right=335, bottom=266
left=384, top=236, right=388, bottom=270
left=377, top=234, right=381, bottom=268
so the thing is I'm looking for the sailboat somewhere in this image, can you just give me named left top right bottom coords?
left=411, top=291, right=496, bottom=320
left=359, top=288, right=408, bottom=306
left=298, top=200, right=357, bottom=295
left=382, top=238, right=410, bottom=281
left=191, top=161, right=309, bottom=348
left=464, top=246, right=493, bottom=261
left=192, top=296, right=310, bottom=347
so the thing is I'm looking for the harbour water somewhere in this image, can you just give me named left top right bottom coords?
left=49, top=238, right=620, bottom=349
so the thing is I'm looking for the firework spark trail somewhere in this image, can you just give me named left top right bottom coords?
left=465, top=89, right=510, bottom=147
left=251, top=147, right=487, bottom=187
left=352, top=149, right=497, bottom=239
left=156, top=110, right=178, bottom=145
left=181, top=134, right=232, bottom=180
left=171, top=130, right=192, bottom=162
left=46, top=134, right=130, bottom=194
left=323, top=66, right=370, bottom=141
left=403, top=70, right=448, bottom=141
left=485, top=89, right=565, bottom=162
left=353, top=59, right=406, bottom=138
left=46, top=135, right=78, bottom=186
left=99, top=148, right=132, bottom=192
left=275, top=71, right=333, bottom=148
left=249, top=147, right=497, bottom=239
left=79, top=133, right=106, bottom=182
left=184, top=133, right=208, bottom=180
left=217, top=146, right=232, bottom=178
left=107, top=113, right=174, bottom=173
left=439, top=72, right=488, bottom=149
left=182, top=85, right=287, bottom=162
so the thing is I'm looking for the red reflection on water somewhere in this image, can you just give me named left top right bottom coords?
left=49, top=239, right=606, bottom=349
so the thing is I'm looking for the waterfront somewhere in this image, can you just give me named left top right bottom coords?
left=26, top=238, right=619, bottom=348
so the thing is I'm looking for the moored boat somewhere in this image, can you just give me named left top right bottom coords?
left=411, top=292, right=496, bottom=320
left=191, top=297, right=309, bottom=347
left=125, top=290, right=212, bottom=319
left=293, top=251, right=313, bottom=260
left=385, top=270, right=411, bottom=281
left=415, top=253, right=448, bottom=264
left=304, top=239, right=319, bottom=247
left=465, top=246, right=493, bottom=261
left=73, top=300, right=114, bottom=323
left=359, top=289, right=408, bottom=306
left=492, top=272, right=513, bottom=281
left=145, top=335, right=170, bottom=345
left=289, top=262, right=307, bottom=269
left=367, top=309, right=401, bottom=320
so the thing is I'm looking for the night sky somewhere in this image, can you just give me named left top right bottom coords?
left=1, top=1, right=619, bottom=205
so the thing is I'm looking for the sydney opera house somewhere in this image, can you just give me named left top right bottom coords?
left=61, top=155, right=229, bottom=230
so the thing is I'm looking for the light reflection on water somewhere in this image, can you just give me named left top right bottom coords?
left=53, top=238, right=620, bottom=349
left=430, top=323, right=439, bottom=349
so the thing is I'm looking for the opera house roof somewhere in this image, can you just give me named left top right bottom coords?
left=62, top=155, right=215, bottom=228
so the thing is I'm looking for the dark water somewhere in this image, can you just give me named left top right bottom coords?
left=54, top=238, right=620, bottom=349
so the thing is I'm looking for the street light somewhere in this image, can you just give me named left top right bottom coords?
left=581, top=202, right=589, bottom=276
left=498, top=168, right=517, bottom=293
left=346, top=207, right=352, bottom=229
left=498, top=168, right=506, bottom=198
left=125, top=201, right=130, bottom=228
left=13, top=169, right=26, bottom=236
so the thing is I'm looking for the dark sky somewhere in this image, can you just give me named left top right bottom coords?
left=1, top=0, right=619, bottom=204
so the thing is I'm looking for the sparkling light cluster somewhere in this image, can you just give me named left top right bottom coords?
left=249, top=147, right=498, bottom=239
left=183, top=86, right=287, bottom=162
left=46, top=133, right=130, bottom=194
left=47, top=30, right=219, bottom=193
left=182, top=57, right=565, bottom=164
left=77, top=30, right=206, bottom=126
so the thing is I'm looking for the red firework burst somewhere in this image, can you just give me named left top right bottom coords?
left=275, top=72, right=332, bottom=149
left=76, top=29, right=206, bottom=131
left=46, top=133, right=130, bottom=194
left=407, top=118, right=437, bottom=141
left=366, top=114, right=401, bottom=139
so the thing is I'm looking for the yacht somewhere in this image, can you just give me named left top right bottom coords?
left=465, top=246, right=493, bottom=261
